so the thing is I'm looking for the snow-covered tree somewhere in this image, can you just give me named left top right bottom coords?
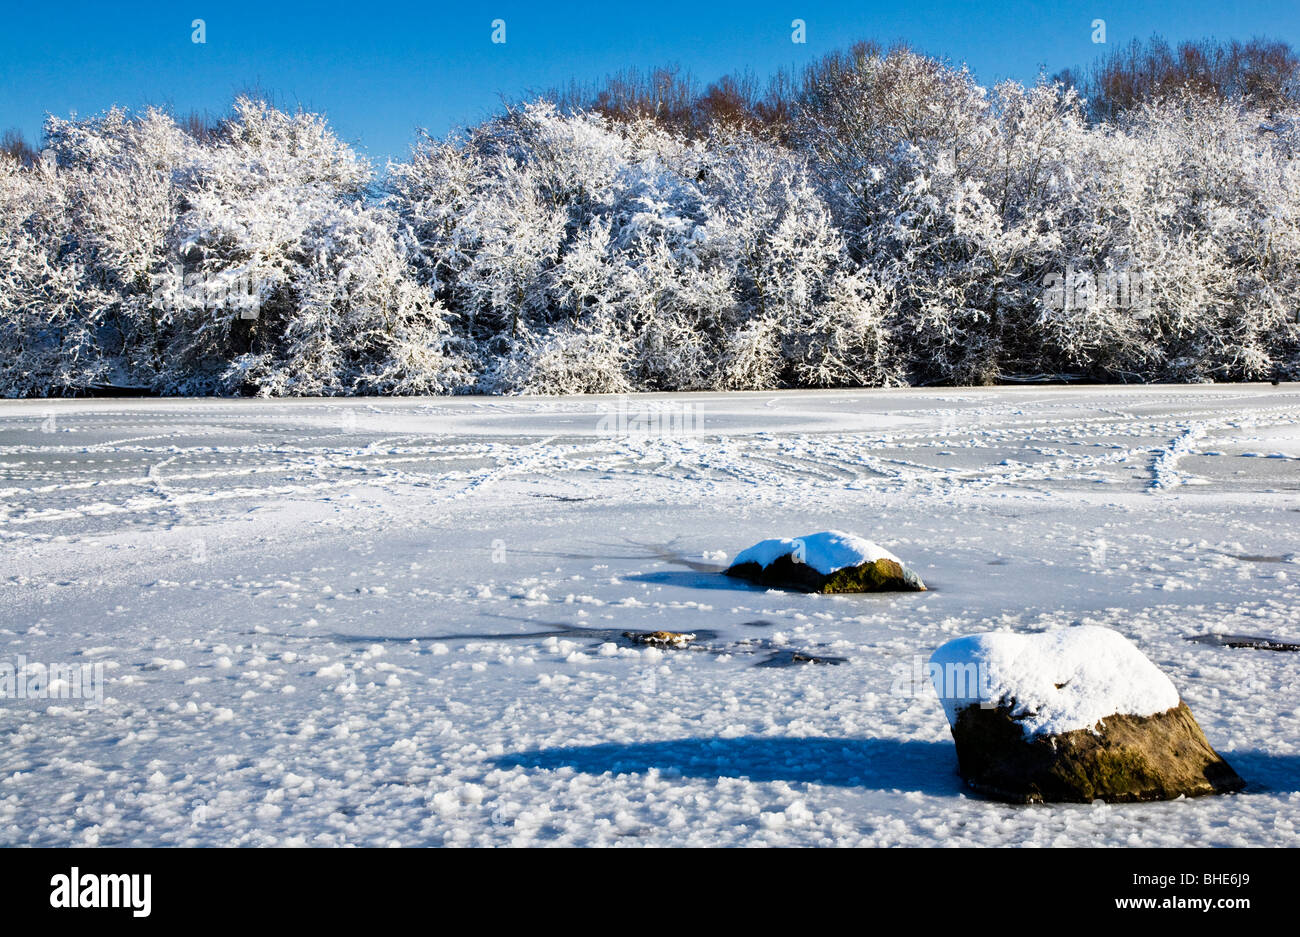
left=4, top=47, right=1299, bottom=398
left=1, top=99, right=469, bottom=397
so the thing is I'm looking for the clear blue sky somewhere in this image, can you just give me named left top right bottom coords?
left=2, top=1, right=1297, bottom=164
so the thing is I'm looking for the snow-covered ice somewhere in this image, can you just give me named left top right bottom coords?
left=0, top=385, right=1298, bottom=846
left=929, top=626, right=1181, bottom=737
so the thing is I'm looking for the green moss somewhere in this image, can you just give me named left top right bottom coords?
left=727, top=554, right=925, bottom=593
left=1050, top=748, right=1159, bottom=801
left=820, top=557, right=924, bottom=593
left=949, top=700, right=1242, bottom=804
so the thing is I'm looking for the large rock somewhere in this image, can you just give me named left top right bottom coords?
left=929, top=627, right=1244, bottom=803
left=724, top=531, right=925, bottom=593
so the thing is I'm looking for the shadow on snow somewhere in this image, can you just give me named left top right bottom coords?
left=1223, top=750, right=1300, bottom=794
left=495, top=735, right=963, bottom=793
left=495, top=739, right=1300, bottom=796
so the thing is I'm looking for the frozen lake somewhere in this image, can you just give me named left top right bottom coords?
left=1, top=385, right=1298, bottom=845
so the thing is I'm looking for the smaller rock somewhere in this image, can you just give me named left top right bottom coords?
left=755, top=649, right=847, bottom=667
left=1187, top=633, right=1300, bottom=652
left=623, top=630, right=696, bottom=649
left=724, top=531, right=925, bottom=593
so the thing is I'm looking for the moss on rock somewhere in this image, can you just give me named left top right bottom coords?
left=946, top=700, right=1245, bottom=804
left=724, top=554, right=926, bottom=593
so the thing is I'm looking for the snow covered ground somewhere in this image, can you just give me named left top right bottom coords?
left=1, top=385, right=1297, bottom=846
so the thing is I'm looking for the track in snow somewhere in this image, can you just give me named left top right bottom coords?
left=0, top=385, right=1298, bottom=846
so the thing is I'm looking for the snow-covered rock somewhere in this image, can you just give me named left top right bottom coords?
left=929, top=627, right=1244, bottom=803
left=731, top=531, right=900, bottom=576
left=724, top=530, right=925, bottom=593
left=930, top=626, right=1180, bottom=737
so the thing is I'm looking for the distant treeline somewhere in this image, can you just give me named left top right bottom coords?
left=546, top=36, right=1300, bottom=138
left=2, top=36, right=1298, bottom=397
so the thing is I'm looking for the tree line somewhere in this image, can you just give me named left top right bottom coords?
left=2, top=36, right=1298, bottom=396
